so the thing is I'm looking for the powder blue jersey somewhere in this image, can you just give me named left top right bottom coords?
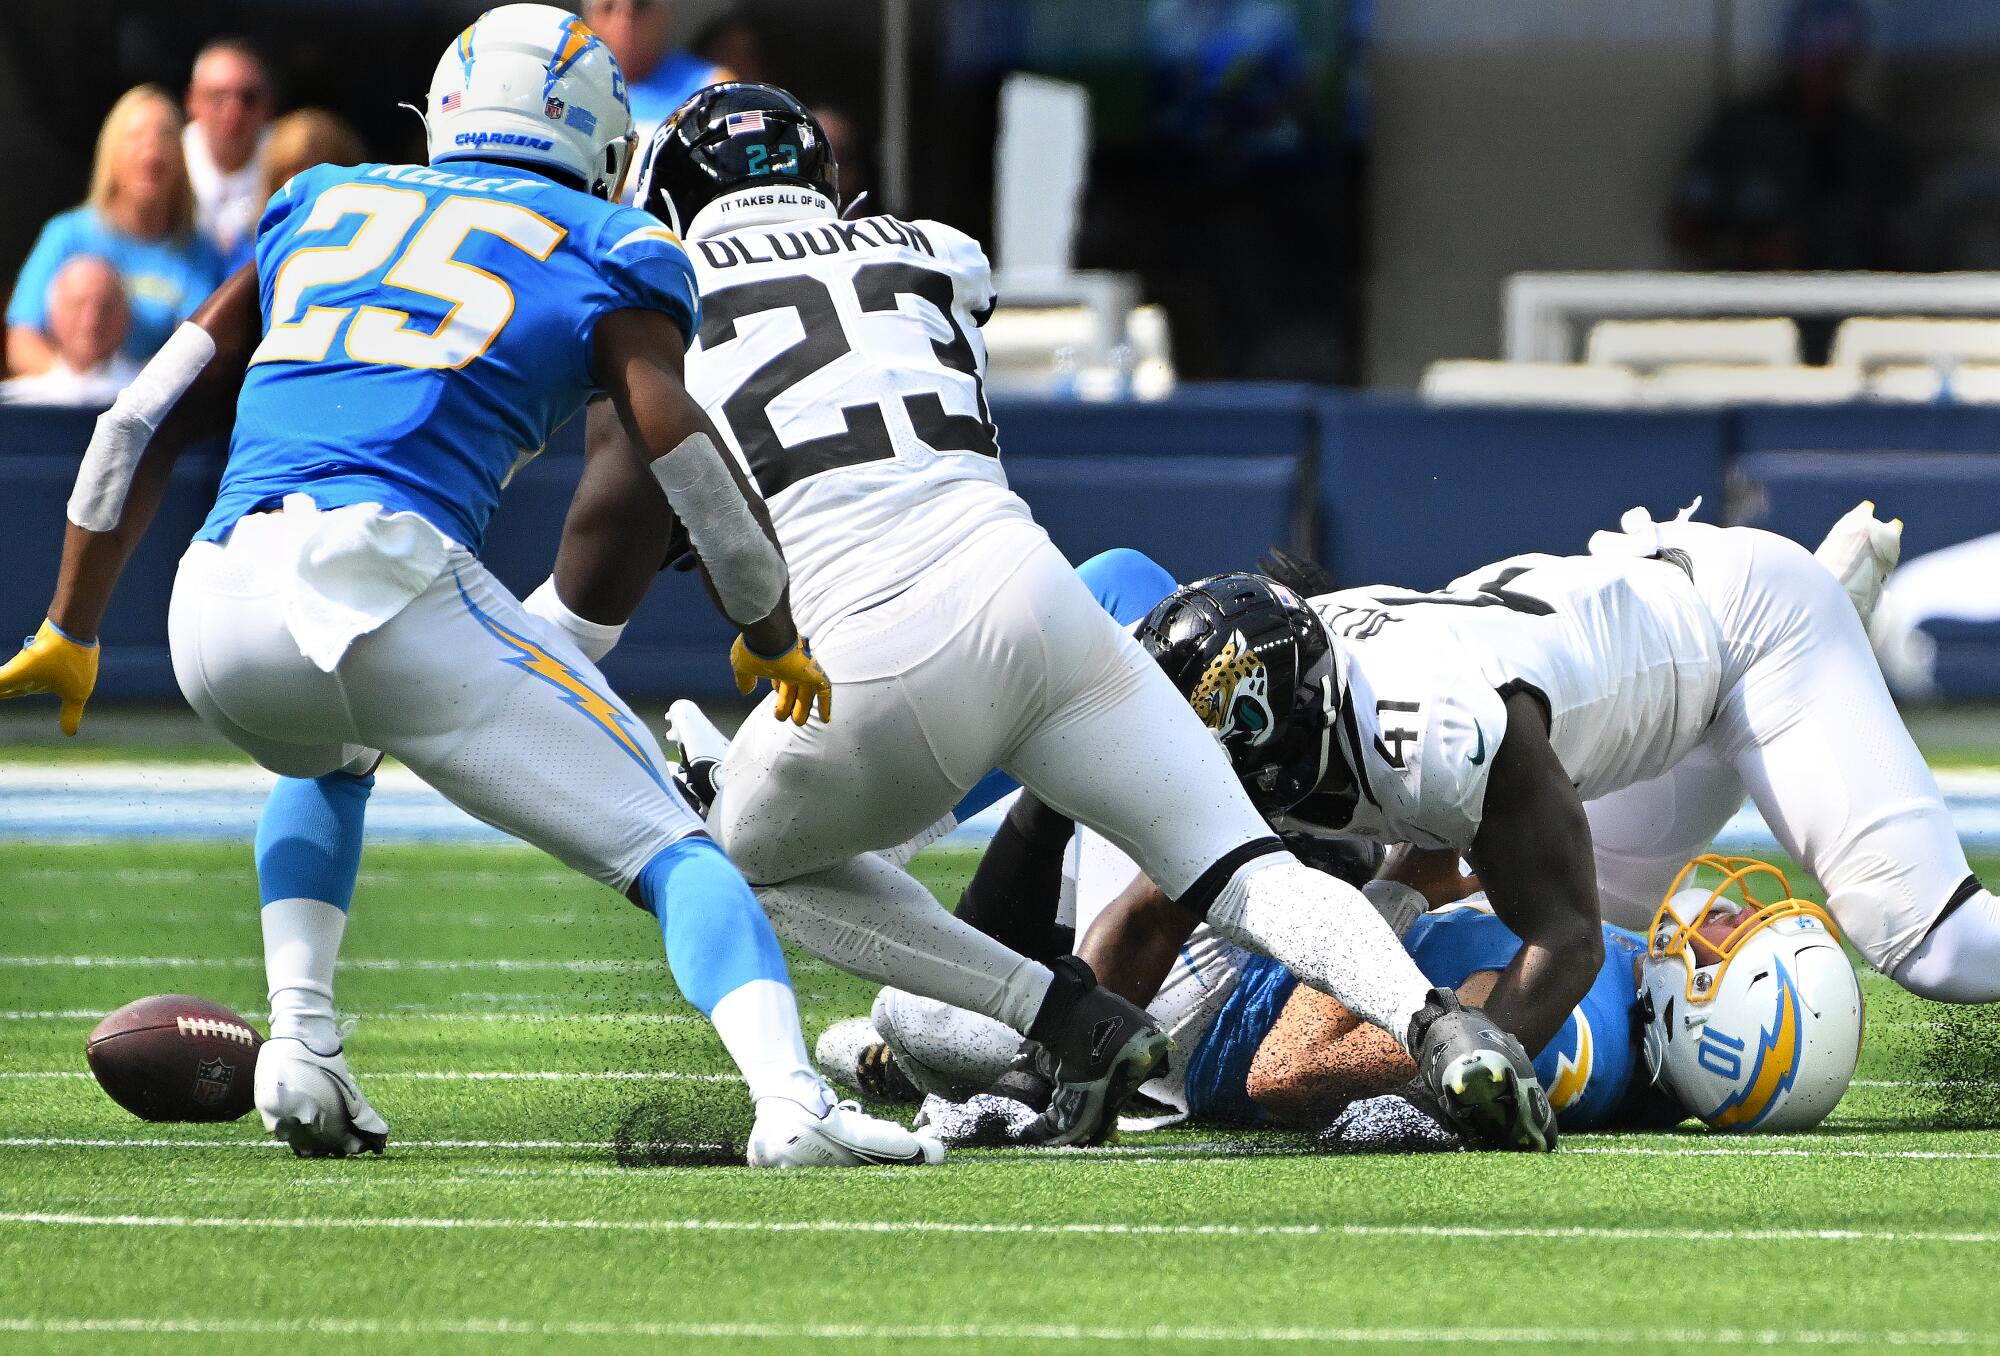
left=1403, top=908, right=1647, bottom=1131
left=1187, top=910, right=1648, bottom=1131
left=199, top=160, right=699, bottom=551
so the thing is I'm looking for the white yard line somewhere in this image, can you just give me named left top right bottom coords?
left=2, top=1209, right=1998, bottom=1246
left=0, top=1080, right=744, bottom=1088
left=0, top=1316, right=1987, bottom=1347
left=0, top=955, right=661, bottom=972
left=6, top=1134, right=2000, bottom=1162
left=0, top=1317, right=1992, bottom=1347
left=0, top=1009, right=700, bottom=1024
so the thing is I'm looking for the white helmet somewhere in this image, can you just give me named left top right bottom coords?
left=1639, top=856, right=1863, bottom=1133
left=426, top=4, right=637, bottom=200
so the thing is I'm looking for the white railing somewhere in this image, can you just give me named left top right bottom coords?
left=1503, top=272, right=2000, bottom=364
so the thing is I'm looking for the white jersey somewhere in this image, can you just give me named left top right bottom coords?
left=1306, top=551, right=1723, bottom=853
left=682, top=201, right=1035, bottom=640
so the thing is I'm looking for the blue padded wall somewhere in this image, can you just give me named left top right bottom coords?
left=1317, top=396, right=1729, bottom=591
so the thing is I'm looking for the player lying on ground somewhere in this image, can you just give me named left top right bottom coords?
left=0, top=5, right=935, bottom=1168
left=507, top=82, right=1555, bottom=1149
left=823, top=843, right=1863, bottom=1145
left=1107, top=505, right=1999, bottom=1067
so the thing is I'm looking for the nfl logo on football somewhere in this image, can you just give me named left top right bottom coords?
left=191, top=1057, right=235, bottom=1108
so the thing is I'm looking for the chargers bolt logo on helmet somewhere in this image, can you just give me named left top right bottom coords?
left=1637, top=855, right=1864, bottom=1133
left=634, top=82, right=840, bottom=237
left=427, top=4, right=637, bottom=201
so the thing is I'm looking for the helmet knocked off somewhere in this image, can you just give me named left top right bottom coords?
left=427, top=4, right=638, bottom=200
left=635, top=82, right=839, bottom=235
left=1639, top=856, right=1864, bottom=1132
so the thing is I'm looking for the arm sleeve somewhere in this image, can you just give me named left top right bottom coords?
left=596, top=212, right=701, bottom=346
left=6, top=216, right=73, bottom=331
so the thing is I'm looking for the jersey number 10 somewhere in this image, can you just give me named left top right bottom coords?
left=252, top=183, right=564, bottom=370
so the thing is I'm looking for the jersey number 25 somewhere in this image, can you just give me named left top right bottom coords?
left=252, top=183, right=563, bottom=370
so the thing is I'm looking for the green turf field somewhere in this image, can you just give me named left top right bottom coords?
left=3, top=839, right=1999, bottom=1355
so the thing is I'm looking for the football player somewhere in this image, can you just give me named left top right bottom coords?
left=1115, top=505, right=1997, bottom=1064
left=0, top=5, right=934, bottom=1168
left=530, top=82, right=1555, bottom=1150
left=832, top=844, right=1863, bottom=1141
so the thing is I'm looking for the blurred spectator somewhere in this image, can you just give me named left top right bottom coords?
left=583, top=0, right=734, bottom=150
left=693, top=14, right=771, bottom=85
left=1669, top=0, right=1915, bottom=271
left=811, top=105, right=870, bottom=210
left=6, top=86, right=225, bottom=377
left=184, top=39, right=276, bottom=261
left=0, top=256, right=139, bottom=405
left=224, top=109, right=367, bottom=272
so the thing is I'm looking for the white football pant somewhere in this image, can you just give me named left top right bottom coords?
left=1586, top=522, right=1997, bottom=998
left=170, top=510, right=701, bottom=889
left=710, top=523, right=1436, bottom=1042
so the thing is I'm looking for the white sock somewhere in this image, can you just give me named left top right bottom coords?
left=1207, top=856, right=1433, bottom=1048
left=881, top=812, right=959, bottom=869
left=262, top=897, right=346, bottom=1052
left=756, top=852, right=1054, bottom=1034
left=709, top=978, right=831, bottom=1111
left=872, top=987, right=1023, bottom=1098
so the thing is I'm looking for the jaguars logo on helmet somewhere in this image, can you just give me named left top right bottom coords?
left=1138, top=572, right=1336, bottom=814
left=1190, top=631, right=1277, bottom=750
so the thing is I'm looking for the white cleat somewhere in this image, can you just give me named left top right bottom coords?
left=664, top=699, right=729, bottom=813
left=1814, top=500, right=1903, bottom=626
left=815, top=1016, right=922, bottom=1104
left=746, top=1094, right=945, bottom=1169
left=255, top=1037, right=389, bottom=1158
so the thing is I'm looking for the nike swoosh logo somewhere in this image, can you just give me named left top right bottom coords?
left=1468, top=723, right=1486, bottom=766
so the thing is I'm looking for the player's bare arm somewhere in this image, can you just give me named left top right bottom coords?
left=1465, top=690, right=1605, bottom=1054
left=1074, top=871, right=1191, bottom=1007
left=1244, top=970, right=1502, bottom=1128
left=0, top=264, right=258, bottom=734
left=586, top=305, right=829, bottom=722
left=49, top=264, right=259, bottom=641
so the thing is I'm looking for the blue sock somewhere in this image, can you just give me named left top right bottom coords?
left=256, top=772, right=373, bottom=911
left=637, top=835, right=791, bottom=1015
left=952, top=548, right=1182, bottom=823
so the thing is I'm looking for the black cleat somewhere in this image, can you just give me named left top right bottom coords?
left=1407, top=988, right=1556, bottom=1152
left=1016, top=956, right=1171, bottom=1147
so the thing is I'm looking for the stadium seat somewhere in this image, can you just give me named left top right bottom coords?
left=1831, top=317, right=2000, bottom=372
left=1586, top=318, right=1801, bottom=371
left=1642, top=363, right=1861, bottom=405
left=1418, top=360, right=1640, bottom=407
left=1863, top=362, right=2000, bottom=403
left=980, top=306, right=1098, bottom=391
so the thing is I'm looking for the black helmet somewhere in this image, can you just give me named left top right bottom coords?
left=635, top=82, right=838, bottom=234
left=1135, top=572, right=1338, bottom=815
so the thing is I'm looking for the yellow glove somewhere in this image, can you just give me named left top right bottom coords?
left=730, top=634, right=832, bottom=726
left=0, top=620, right=100, bottom=736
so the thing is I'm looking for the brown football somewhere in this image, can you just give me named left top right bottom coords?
left=85, top=995, right=263, bottom=1122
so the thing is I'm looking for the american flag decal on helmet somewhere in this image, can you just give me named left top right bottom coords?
left=724, top=110, right=766, bottom=136
left=440, top=90, right=462, bottom=111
